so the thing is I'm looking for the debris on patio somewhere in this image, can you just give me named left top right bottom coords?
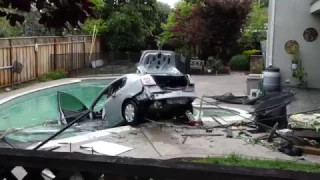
left=139, top=91, right=320, bottom=158
left=203, top=90, right=320, bottom=158
left=80, top=141, right=133, bottom=156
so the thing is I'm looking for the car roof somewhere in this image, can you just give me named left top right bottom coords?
left=122, top=74, right=141, bottom=84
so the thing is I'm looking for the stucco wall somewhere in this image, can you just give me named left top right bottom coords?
left=271, top=0, right=320, bottom=88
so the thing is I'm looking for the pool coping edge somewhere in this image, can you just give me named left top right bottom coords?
left=0, top=77, right=118, bottom=105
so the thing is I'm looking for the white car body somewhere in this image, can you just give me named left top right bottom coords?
left=58, top=50, right=197, bottom=127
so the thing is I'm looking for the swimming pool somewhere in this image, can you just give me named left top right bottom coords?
left=0, top=79, right=113, bottom=143
left=0, top=78, right=252, bottom=144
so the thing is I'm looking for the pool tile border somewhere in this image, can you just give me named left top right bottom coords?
left=26, top=125, right=136, bottom=150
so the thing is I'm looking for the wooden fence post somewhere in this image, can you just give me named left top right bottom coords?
left=71, top=36, right=74, bottom=71
left=53, top=38, right=57, bottom=71
left=34, top=38, right=39, bottom=79
left=83, top=36, right=86, bottom=68
left=9, top=39, right=13, bottom=88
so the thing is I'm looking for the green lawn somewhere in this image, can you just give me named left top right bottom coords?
left=193, top=154, right=320, bottom=173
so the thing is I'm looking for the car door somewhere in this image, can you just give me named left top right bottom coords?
left=103, top=78, right=127, bottom=127
left=57, top=91, right=89, bottom=125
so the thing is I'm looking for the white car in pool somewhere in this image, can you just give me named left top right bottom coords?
left=57, top=50, right=197, bottom=127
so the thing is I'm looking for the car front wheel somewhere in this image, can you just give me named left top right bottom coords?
left=122, top=100, right=141, bottom=126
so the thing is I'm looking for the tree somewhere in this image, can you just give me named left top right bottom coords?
left=0, top=17, right=23, bottom=37
left=22, top=10, right=65, bottom=36
left=0, top=0, right=96, bottom=29
left=160, top=1, right=193, bottom=46
left=101, top=0, right=158, bottom=51
left=240, top=1, right=268, bottom=49
left=153, top=1, right=172, bottom=37
left=200, top=0, right=252, bottom=58
left=258, top=0, right=269, bottom=7
left=82, top=0, right=108, bottom=35
left=0, top=10, right=65, bottom=37
left=161, top=0, right=252, bottom=60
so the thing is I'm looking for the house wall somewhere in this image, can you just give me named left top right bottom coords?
left=270, top=0, right=320, bottom=88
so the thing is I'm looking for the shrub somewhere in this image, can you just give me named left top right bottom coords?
left=229, top=55, right=250, bottom=71
left=217, top=66, right=230, bottom=74
left=39, top=69, right=68, bottom=82
left=252, top=64, right=264, bottom=74
left=215, top=63, right=230, bottom=74
left=243, top=49, right=261, bottom=57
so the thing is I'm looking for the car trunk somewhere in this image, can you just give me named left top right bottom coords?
left=152, top=75, right=189, bottom=90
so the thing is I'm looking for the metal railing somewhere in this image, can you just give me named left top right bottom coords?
left=0, top=66, right=12, bottom=71
left=0, top=148, right=317, bottom=180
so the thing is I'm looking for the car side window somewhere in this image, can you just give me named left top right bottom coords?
left=105, top=86, right=113, bottom=99
left=106, top=78, right=127, bottom=98
left=120, top=78, right=127, bottom=88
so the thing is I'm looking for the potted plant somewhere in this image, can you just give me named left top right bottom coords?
left=292, top=50, right=299, bottom=71
left=206, top=57, right=214, bottom=73
left=296, top=67, right=308, bottom=87
left=291, top=50, right=308, bottom=87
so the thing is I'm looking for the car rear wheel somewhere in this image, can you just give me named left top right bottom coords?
left=122, top=100, right=141, bottom=126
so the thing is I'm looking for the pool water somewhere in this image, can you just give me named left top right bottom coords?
left=0, top=79, right=113, bottom=143
left=193, top=108, right=240, bottom=118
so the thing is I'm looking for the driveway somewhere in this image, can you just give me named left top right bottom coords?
left=193, top=74, right=247, bottom=96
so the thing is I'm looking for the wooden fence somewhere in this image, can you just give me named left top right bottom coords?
left=0, top=36, right=101, bottom=88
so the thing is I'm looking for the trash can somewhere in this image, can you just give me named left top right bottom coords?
left=263, top=66, right=281, bottom=92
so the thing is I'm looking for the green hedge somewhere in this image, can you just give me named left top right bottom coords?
left=243, top=49, right=261, bottom=57
left=229, top=55, right=250, bottom=71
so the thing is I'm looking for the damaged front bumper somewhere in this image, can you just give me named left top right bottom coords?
left=135, top=86, right=196, bottom=117
left=136, top=86, right=197, bottom=102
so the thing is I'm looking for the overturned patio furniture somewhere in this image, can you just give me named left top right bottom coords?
left=253, top=91, right=295, bottom=131
left=211, top=92, right=262, bottom=105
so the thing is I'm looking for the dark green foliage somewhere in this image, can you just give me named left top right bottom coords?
left=161, top=0, right=252, bottom=60
left=154, top=2, right=172, bottom=37
left=101, top=0, right=158, bottom=51
left=0, top=0, right=96, bottom=29
left=229, top=55, right=250, bottom=71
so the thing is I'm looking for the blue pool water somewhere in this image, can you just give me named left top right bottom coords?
left=0, top=79, right=113, bottom=143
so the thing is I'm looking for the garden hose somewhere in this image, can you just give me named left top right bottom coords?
left=259, top=78, right=266, bottom=97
